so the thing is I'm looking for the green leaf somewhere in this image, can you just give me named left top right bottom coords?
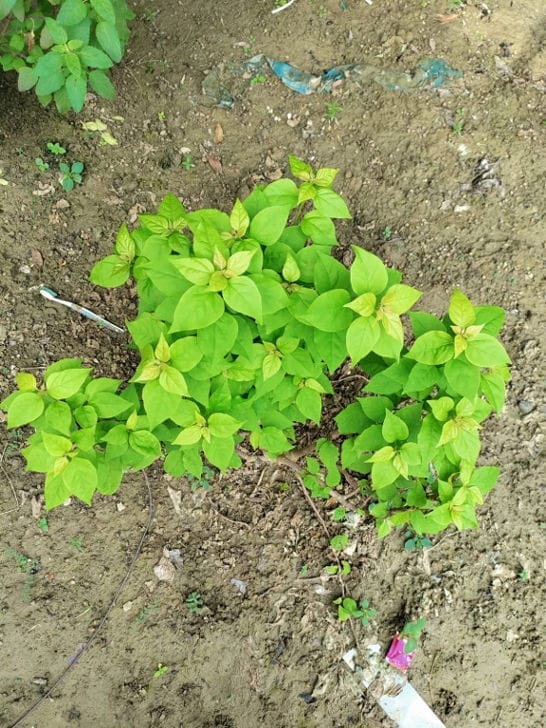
left=17, top=66, right=38, bottom=91
left=171, top=257, right=214, bottom=285
left=407, top=331, right=454, bottom=365
left=63, top=458, right=97, bottom=504
left=470, top=465, right=500, bottom=495
left=223, top=276, right=262, bottom=322
left=36, top=70, right=65, bottom=96
left=159, top=366, right=188, bottom=395
left=474, top=305, right=505, bottom=336
left=44, top=401, right=73, bottom=435
left=88, top=392, right=132, bottom=418
left=42, top=432, right=72, bottom=457
left=296, top=387, right=322, bottom=423
left=57, top=0, right=88, bottom=26
left=299, top=289, right=352, bottom=332
left=301, top=211, right=337, bottom=247
left=403, top=362, right=439, bottom=395
left=90, top=0, right=116, bottom=24
left=169, top=337, right=202, bottom=372
left=314, top=188, right=351, bottom=219
left=66, top=73, right=87, bottom=112
left=314, top=167, right=339, bottom=188
left=427, top=396, right=454, bottom=422
left=346, top=316, right=380, bottom=363
left=95, top=21, right=122, bottom=62
left=6, top=392, right=44, bottom=428
left=230, top=198, right=250, bottom=237
left=370, top=459, right=399, bottom=489
left=129, top=430, right=162, bottom=459
left=158, top=193, right=186, bottom=222
left=203, top=435, right=234, bottom=471
left=170, top=287, right=225, bottom=332
left=263, top=178, right=299, bottom=207
left=196, top=314, right=238, bottom=359
left=408, top=311, right=446, bottom=337
left=90, top=255, right=130, bottom=287
left=88, top=69, right=116, bottom=99
left=350, top=247, right=388, bottom=295
left=96, top=456, right=123, bottom=494
left=445, top=357, right=480, bottom=400
left=45, top=473, right=72, bottom=510
left=207, top=413, right=241, bottom=438
left=78, top=44, right=113, bottom=69
left=465, top=334, right=511, bottom=367
left=288, top=155, right=314, bottom=181
left=381, top=284, right=422, bottom=314
left=249, top=206, right=290, bottom=246
left=173, top=425, right=202, bottom=446
left=448, top=289, right=475, bottom=327
left=46, top=368, right=90, bottom=399
left=382, top=409, right=409, bottom=443
left=480, top=371, right=506, bottom=413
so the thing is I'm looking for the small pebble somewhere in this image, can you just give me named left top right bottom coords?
left=518, top=400, right=535, bottom=415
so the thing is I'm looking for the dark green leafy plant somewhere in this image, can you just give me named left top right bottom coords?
left=59, top=159, right=84, bottom=190
left=0, top=0, right=133, bottom=113
left=334, top=596, right=376, bottom=625
left=1, top=157, right=511, bottom=543
left=401, top=617, right=426, bottom=653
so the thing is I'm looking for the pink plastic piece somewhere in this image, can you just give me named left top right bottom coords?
left=385, top=633, right=415, bottom=672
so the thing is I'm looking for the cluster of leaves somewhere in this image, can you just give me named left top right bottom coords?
left=401, top=617, right=426, bottom=653
left=334, top=596, right=376, bottom=626
left=0, top=0, right=133, bottom=112
left=1, top=157, right=510, bottom=541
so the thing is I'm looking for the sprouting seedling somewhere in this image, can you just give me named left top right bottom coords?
left=401, top=617, right=426, bottom=653
left=452, top=108, right=465, bottom=134
left=35, top=157, right=49, bottom=172
left=325, top=101, right=342, bottom=122
left=382, top=226, right=393, bottom=241
left=186, top=591, right=203, bottom=614
left=403, top=528, right=432, bottom=551
left=59, top=161, right=84, bottom=191
left=37, top=517, right=49, bottom=533
left=250, top=74, right=267, bottom=87
left=68, top=536, right=85, bottom=552
left=46, top=142, right=66, bottom=156
left=157, top=111, right=166, bottom=121
left=334, top=597, right=377, bottom=626
left=153, top=663, right=169, bottom=678
left=182, top=154, right=195, bottom=171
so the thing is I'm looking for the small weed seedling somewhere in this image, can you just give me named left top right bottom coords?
left=153, top=663, right=169, bottom=679
left=35, top=157, right=49, bottom=173
left=452, top=108, right=465, bottom=134
left=325, top=101, right=342, bottom=122
left=187, top=464, right=214, bottom=491
left=131, top=594, right=160, bottom=631
left=325, top=560, right=351, bottom=576
left=186, top=591, right=203, bottom=614
left=158, top=111, right=166, bottom=121
left=449, top=0, right=465, bottom=8
left=401, top=617, right=426, bottom=653
left=182, top=154, right=195, bottom=171
left=244, top=35, right=255, bottom=56
left=47, top=142, right=66, bottom=157
left=15, top=146, right=24, bottom=155
left=404, top=528, right=432, bottom=551
left=518, top=569, right=529, bottom=581
left=59, top=161, right=84, bottom=191
left=382, top=226, right=393, bottom=241
left=334, top=596, right=377, bottom=626
left=37, top=517, right=49, bottom=533
left=250, top=74, right=267, bottom=87
left=68, top=536, right=84, bottom=552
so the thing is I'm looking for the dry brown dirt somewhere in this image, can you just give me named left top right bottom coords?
left=0, top=1, right=545, bottom=727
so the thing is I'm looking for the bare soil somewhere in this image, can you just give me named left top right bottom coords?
left=0, top=1, right=545, bottom=727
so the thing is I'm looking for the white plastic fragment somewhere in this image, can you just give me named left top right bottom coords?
left=230, top=578, right=248, bottom=594
left=343, top=647, right=446, bottom=728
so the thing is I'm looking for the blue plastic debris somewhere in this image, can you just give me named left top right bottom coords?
left=202, top=55, right=463, bottom=108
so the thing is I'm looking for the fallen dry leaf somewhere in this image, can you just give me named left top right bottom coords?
left=31, top=249, right=43, bottom=268
left=214, top=123, right=224, bottom=144
left=206, top=155, right=223, bottom=174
